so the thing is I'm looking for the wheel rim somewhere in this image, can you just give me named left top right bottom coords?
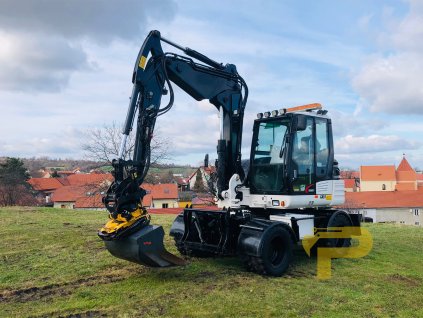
left=269, top=236, right=285, bottom=266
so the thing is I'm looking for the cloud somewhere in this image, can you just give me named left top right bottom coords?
left=391, top=0, right=423, bottom=51
left=0, top=0, right=176, bottom=43
left=0, top=32, right=89, bottom=92
left=352, top=52, right=423, bottom=114
left=330, top=109, right=387, bottom=137
left=335, top=134, right=419, bottom=154
left=159, top=100, right=220, bottom=157
left=352, top=1, right=423, bottom=115
left=0, top=0, right=176, bottom=92
left=0, top=127, right=85, bottom=158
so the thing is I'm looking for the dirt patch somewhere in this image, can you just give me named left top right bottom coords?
left=284, top=268, right=314, bottom=279
left=0, top=270, right=131, bottom=303
left=0, top=284, right=71, bottom=303
left=59, top=310, right=109, bottom=318
left=387, top=274, right=421, bottom=287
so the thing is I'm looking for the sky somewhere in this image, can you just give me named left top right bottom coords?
left=0, top=0, right=422, bottom=169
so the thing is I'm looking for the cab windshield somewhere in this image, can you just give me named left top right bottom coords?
left=250, top=119, right=290, bottom=193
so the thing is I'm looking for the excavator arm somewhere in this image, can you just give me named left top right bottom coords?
left=98, top=31, right=248, bottom=265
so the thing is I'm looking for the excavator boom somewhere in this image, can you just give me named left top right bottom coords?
left=98, top=30, right=248, bottom=267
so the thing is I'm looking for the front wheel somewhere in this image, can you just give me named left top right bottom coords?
left=242, top=225, right=293, bottom=276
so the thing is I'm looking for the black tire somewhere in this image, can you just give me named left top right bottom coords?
left=326, top=211, right=353, bottom=249
left=242, top=225, right=293, bottom=277
left=309, top=211, right=353, bottom=257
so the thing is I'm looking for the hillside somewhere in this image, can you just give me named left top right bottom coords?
left=1, top=207, right=422, bottom=317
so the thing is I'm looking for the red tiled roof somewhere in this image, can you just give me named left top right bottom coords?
left=344, top=188, right=423, bottom=209
left=67, top=173, right=113, bottom=186
left=397, top=157, right=414, bottom=172
left=51, top=186, right=86, bottom=202
left=340, top=171, right=360, bottom=179
left=142, top=183, right=178, bottom=199
left=396, top=170, right=417, bottom=182
left=175, top=177, right=189, bottom=185
left=28, top=178, right=64, bottom=191
left=140, top=183, right=178, bottom=207
left=395, top=183, right=416, bottom=191
left=417, top=174, right=423, bottom=181
left=360, top=165, right=396, bottom=181
left=74, top=194, right=103, bottom=208
left=344, top=179, right=356, bottom=189
left=57, top=178, right=70, bottom=186
left=396, top=157, right=416, bottom=183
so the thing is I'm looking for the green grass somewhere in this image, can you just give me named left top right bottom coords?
left=0, top=207, right=422, bottom=318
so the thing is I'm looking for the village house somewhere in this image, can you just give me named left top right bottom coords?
left=188, top=166, right=216, bottom=191
left=55, top=168, right=81, bottom=178
left=142, top=183, right=179, bottom=209
left=340, top=156, right=423, bottom=226
left=29, top=171, right=185, bottom=211
left=343, top=188, right=423, bottom=226
left=174, top=176, right=190, bottom=192
left=50, top=174, right=113, bottom=209
left=28, top=173, right=113, bottom=208
left=359, top=156, right=420, bottom=192
left=28, top=177, right=67, bottom=204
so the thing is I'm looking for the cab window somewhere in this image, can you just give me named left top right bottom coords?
left=315, top=118, right=329, bottom=178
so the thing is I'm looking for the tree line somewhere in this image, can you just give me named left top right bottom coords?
left=0, top=158, right=37, bottom=206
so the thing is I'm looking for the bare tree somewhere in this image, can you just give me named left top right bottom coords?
left=82, top=122, right=172, bottom=165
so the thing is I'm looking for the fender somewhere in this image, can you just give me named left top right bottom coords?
left=237, top=219, right=296, bottom=257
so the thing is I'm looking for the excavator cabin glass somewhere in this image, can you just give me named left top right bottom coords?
left=250, top=119, right=290, bottom=193
left=249, top=113, right=334, bottom=195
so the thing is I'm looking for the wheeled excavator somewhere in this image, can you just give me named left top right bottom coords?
left=98, top=30, right=361, bottom=276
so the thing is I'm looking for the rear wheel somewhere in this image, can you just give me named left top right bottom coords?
left=311, top=211, right=353, bottom=256
left=242, top=225, right=293, bottom=276
left=326, top=211, right=353, bottom=248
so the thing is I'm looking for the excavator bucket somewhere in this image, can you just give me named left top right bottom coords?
left=104, top=224, right=186, bottom=267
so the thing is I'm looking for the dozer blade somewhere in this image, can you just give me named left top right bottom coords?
left=104, top=224, right=186, bottom=267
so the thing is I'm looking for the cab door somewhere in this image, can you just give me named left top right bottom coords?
left=315, top=117, right=331, bottom=182
left=290, top=116, right=315, bottom=194
left=289, top=115, right=332, bottom=194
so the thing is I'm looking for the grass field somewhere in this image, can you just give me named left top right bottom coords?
left=1, top=207, right=422, bottom=318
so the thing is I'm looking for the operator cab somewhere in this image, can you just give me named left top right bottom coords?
left=248, top=103, right=335, bottom=196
